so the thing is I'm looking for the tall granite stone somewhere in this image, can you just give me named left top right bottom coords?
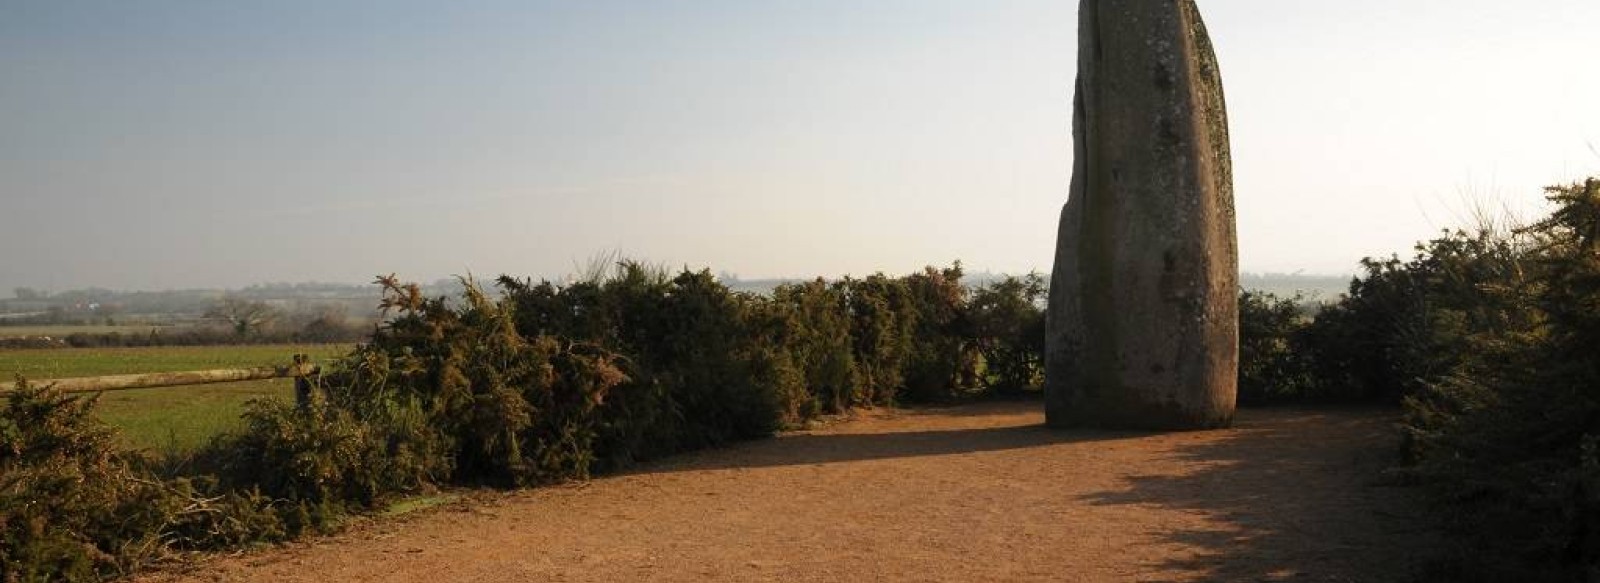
left=1044, top=0, right=1238, bottom=430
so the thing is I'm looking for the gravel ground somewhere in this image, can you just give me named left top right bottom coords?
left=141, top=401, right=1436, bottom=583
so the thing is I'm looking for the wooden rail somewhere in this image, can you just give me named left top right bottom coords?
left=1, top=361, right=321, bottom=394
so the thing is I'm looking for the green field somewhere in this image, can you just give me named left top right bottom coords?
left=2, top=344, right=351, bottom=453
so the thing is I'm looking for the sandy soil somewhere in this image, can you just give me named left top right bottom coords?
left=141, top=401, right=1436, bottom=583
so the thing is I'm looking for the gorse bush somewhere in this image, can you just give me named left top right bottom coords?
left=318, top=275, right=627, bottom=487
left=1234, top=289, right=1311, bottom=405
left=1394, top=178, right=1600, bottom=581
left=497, top=261, right=1023, bottom=448
left=2, top=260, right=1053, bottom=580
left=609, top=268, right=784, bottom=457
left=1229, top=225, right=1533, bottom=407
left=0, top=380, right=282, bottom=582
left=1, top=380, right=158, bottom=581
left=3, top=274, right=640, bottom=581
left=899, top=265, right=980, bottom=403
left=499, top=264, right=782, bottom=468
left=1301, top=228, right=1529, bottom=405
left=770, top=279, right=859, bottom=414
left=206, top=397, right=440, bottom=510
left=968, top=274, right=1047, bottom=395
left=839, top=274, right=916, bottom=406
left=1240, top=177, right=1600, bottom=580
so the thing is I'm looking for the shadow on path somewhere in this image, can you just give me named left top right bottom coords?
left=142, top=403, right=1443, bottom=583
left=634, top=404, right=1151, bottom=474
left=1076, top=408, right=1439, bottom=582
left=631, top=403, right=1438, bottom=581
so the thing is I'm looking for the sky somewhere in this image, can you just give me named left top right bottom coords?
left=2, top=1, right=1598, bottom=293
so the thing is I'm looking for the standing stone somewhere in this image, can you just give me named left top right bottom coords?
left=1045, top=0, right=1237, bottom=430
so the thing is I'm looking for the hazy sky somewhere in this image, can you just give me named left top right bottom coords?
left=3, top=1, right=1598, bottom=293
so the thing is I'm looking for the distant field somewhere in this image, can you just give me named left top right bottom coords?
left=1, top=344, right=351, bottom=453
left=0, top=324, right=166, bottom=338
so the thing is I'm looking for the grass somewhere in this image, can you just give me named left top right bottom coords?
left=383, top=494, right=463, bottom=517
left=90, top=379, right=294, bottom=453
left=1, top=344, right=352, bottom=453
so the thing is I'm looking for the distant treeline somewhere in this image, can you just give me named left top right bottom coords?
left=2, top=323, right=368, bottom=351
left=2, top=283, right=375, bottom=320
left=0, top=310, right=371, bottom=350
left=3, top=272, right=1348, bottom=326
left=0, top=281, right=476, bottom=329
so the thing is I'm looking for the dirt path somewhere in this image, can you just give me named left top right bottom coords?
left=144, top=402, right=1435, bottom=583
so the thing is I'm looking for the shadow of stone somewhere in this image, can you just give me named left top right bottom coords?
left=630, top=419, right=1150, bottom=474
left=1077, top=408, right=1439, bottom=582
left=611, top=402, right=1438, bottom=581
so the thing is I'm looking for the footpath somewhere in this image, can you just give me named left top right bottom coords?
left=143, top=401, right=1435, bottom=583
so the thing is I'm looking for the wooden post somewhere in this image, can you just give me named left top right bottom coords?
left=292, top=353, right=317, bottom=409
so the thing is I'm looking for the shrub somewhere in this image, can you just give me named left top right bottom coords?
left=899, top=264, right=979, bottom=403
left=0, top=380, right=282, bottom=581
left=5, top=259, right=1050, bottom=580
left=501, top=266, right=785, bottom=468
left=645, top=270, right=784, bottom=450
left=1398, top=178, right=1600, bottom=580
left=968, top=274, right=1047, bottom=395
left=326, top=276, right=625, bottom=487
left=840, top=274, right=916, bottom=406
left=202, top=397, right=441, bottom=512
left=1235, top=290, right=1312, bottom=404
left=185, top=272, right=630, bottom=541
left=1274, top=177, right=1600, bottom=579
left=1, top=380, right=154, bottom=581
left=771, top=279, right=860, bottom=414
left=1292, top=228, right=1530, bottom=405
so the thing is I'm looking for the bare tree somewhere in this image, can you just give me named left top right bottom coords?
left=12, top=287, right=46, bottom=301
left=205, top=297, right=279, bottom=336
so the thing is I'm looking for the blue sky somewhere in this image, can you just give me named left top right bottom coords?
left=3, top=1, right=1598, bottom=292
